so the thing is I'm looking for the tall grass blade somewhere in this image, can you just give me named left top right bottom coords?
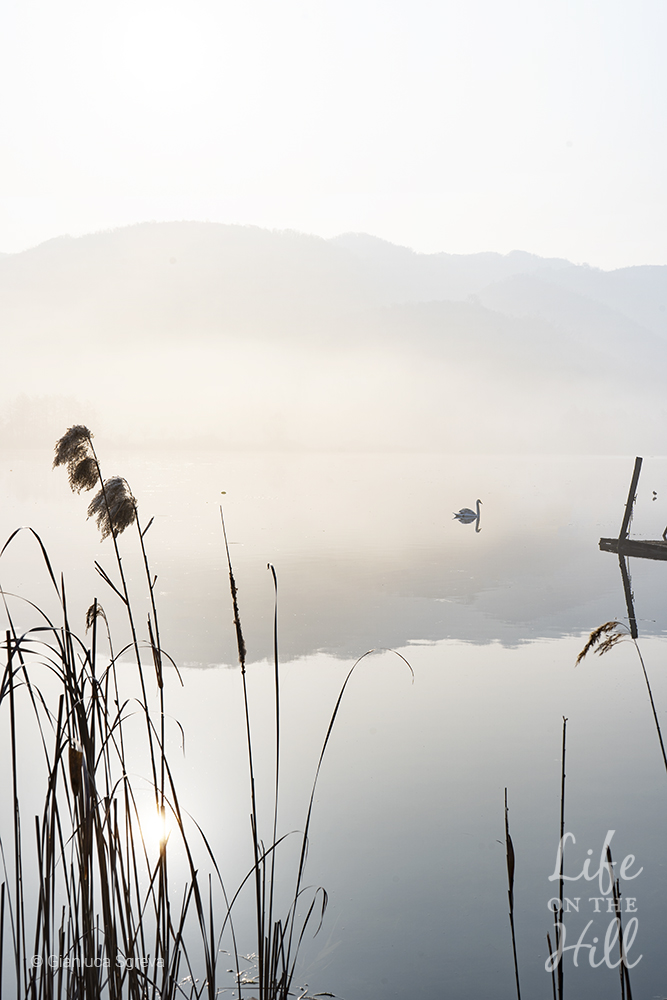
left=546, top=932, right=557, bottom=1000
left=606, top=847, right=633, bottom=1000
left=556, top=717, right=567, bottom=1000
left=504, top=789, right=521, bottom=1000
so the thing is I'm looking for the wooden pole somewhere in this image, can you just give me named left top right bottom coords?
left=619, top=457, right=642, bottom=540
left=618, top=555, right=638, bottom=639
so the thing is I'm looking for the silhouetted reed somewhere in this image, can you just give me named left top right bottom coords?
left=605, top=846, right=634, bottom=1000
left=556, top=717, right=567, bottom=1000
left=577, top=621, right=667, bottom=776
left=0, top=427, right=411, bottom=1000
left=509, top=720, right=568, bottom=999
left=503, top=789, right=521, bottom=1000
left=220, top=504, right=413, bottom=999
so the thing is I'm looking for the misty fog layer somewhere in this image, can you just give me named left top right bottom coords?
left=2, top=450, right=660, bottom=664
left=1, top=221, right=666, bottom=452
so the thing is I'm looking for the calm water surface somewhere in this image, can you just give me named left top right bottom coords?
left=2, top=449, right=667, bottom=998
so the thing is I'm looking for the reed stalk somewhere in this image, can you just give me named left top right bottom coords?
left=605, top=847, right=633, bottom=1000
left=546, top=932, right=557, bottom=1000
left=556, top=716, right=567, bottom=1000
left=503, top=789, right=521, bottom=1000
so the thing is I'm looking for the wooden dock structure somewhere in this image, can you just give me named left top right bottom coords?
left=598, top=455, right=667, bottom=560
left=597, top=456, right=667, bottom=637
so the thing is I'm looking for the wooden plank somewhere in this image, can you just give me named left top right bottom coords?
left=600, top=537, right=667, bottom=561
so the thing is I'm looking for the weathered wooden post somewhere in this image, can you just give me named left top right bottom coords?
left=618, top=554, right=638, bottom=639
left=619, top=456, right=642, bottom=540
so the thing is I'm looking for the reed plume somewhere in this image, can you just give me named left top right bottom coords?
left=577, top=621, right=667, bottom=775
left=52, top=423, right=93, bottom=471
left=53, top=424, right=99, bottom=492
left=575, top=621, right=622, bottom=665
left=54, top=426, right=137, bottom=538
left=87, top=476, right=137, bottom=539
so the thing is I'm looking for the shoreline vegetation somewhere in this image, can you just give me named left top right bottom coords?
left=1, top=429, right=660, bottom=999
left=0, top=425, right=411, bottom=1000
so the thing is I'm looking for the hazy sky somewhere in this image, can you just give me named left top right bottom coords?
left=1, top=0, right=666, bottom=268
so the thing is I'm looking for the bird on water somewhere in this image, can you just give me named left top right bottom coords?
left=453, top=499, right=482, bottom=523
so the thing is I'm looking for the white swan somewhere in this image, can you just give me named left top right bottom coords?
left=453, top=499, right=482, bottom=522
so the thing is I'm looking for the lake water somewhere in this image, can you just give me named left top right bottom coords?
left=2, top=447, right=667, bottom=998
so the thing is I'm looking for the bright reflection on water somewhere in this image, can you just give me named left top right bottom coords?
left=2, top=449, right=667, bottom=998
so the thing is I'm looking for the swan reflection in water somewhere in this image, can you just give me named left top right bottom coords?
left=453, top=499, right=482, bottom=532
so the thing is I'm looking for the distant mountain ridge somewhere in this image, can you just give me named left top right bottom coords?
left=1, top=221, right=666, bottom=452
left=331, top=232, right=573, bottom=301
left=2, top=221, right=666, bottom=338
left=331, top=231, right=667, bottom=337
